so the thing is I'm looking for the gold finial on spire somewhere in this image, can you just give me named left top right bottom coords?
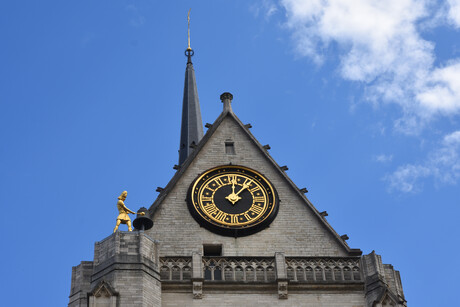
left=187, top=8, right=192, bottom=51
left=185, top=9, right=194, bottom=63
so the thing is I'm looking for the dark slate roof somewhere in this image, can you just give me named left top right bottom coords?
left=149, top=99, right=362, bottom=256
left=178, top=54, right=204, bottom=165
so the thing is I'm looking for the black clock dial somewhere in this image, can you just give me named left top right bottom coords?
left=213, top=186, right=253, bottom=214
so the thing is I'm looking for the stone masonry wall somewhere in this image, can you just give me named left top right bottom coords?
left=69, top=232, right=162, bottom=307
left=92, top=232, right=161, bottom=306
left=68, top=261, right=93, bottom=307
left=161, top=292, right=365, bottom=307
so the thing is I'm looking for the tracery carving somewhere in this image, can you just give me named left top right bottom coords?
left=159, top=256, right=362, bottom=284
left=89, top=280, right=118, bottom=307
left=285, top=257, right=362, bottom=282
left=202, top=257, right=276, bottom=282
left=159, top=257, right=192, bottom=281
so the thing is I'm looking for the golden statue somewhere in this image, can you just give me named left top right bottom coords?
left=113, top=191, right=136, bottom=232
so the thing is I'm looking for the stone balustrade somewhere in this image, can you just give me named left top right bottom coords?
left=159, top=255, right=362, bottom=283
left=159, top=257, right=192, bottom=281
left=285, top=257, right=362, bottom=282
left=202, top=257, right=276, bottom=282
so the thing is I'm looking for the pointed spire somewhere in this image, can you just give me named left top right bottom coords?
left=178, top=10, right=203, bottom=165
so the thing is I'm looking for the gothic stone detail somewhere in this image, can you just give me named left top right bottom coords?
left=160, top=257, right=192, bottom=281
left=192, top=281, right=203, bottom=299
left=69, top=232, right=161, bottom=307
left=285, top=257, right=362, bottom=282
left=192, top=252, right=203, bottom=279
left=275, top=252, right=287, bottom=279
left=159, top=255, right=364, bottom=284
left=88, top=280, right=118, bottom=307
left=202, top=257, right=276, bottom=282
left=278, top=280, right=288, bottom=299
left=362, top=252, right=406, bottom=307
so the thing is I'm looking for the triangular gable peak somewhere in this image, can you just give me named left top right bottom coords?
left=373, top=290, right=401, bottom=307
left=90, top=280, right=118, bottom=298
left=148, top=94, right=361, bottom=257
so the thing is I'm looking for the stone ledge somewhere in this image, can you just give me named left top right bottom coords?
left=161, top=282, right=363, bottom=292
left=95, top=254, right=158, bottom=269
left=92, top=257, right=161, bottom=284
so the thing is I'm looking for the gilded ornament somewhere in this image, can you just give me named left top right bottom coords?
left=113, top=191, right=144, bottom=232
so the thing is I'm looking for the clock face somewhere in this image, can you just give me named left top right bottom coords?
left=187, top=165, right=279, bottom=237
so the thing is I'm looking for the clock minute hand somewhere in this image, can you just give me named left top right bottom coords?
left=235, top=180, right=252, bottom=196
left=225, top=176, right=241, bottom=205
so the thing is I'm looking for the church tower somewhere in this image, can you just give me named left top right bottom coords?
left=68, top=25, right=406, bottom=307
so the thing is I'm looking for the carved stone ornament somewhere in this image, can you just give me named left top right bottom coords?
left=278, top=281, right=288, bottom=299
left=220, top=92, right=233, bottom=101
left=89, top=280, right=118, bottom=307
left=193, top=281, right=203, bottom=299
left=95, top=286, right=110, bottom=298
left=91, top=280, right=117, bottom=298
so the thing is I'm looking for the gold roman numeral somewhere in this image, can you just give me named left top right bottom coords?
left=215, top=177, right=224, bottom=187
left=201, top=196, right=212, bottom=202
left=231, top=215, right=238, bottom=224
left=243, top=213, right=252, bottom=221
left=253, top=196, right=265, bottom=203
left=203, top=204, right=218, bottom=215
left=250, top=205, right=264, bottom=215
left=249, top=186, right=260, bottom=193
left=214, top=211, right=227, bottom=222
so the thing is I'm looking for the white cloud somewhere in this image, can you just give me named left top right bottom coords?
left=417, top=60, right=460, bottom=114
left=385, top=130, right=460, bottom=192
left=447, top=0, right=460, bottom=27
left=279, top=0, right=460, bottom=133
left=251, top=0, right=279, bottom=19
left=444, top=130, right=460, bottom=144
left=272, top=0, right=460, bottom=191
left=373, top=154, right=393, bottom=163
left=385, top=164, right=431, bottom=193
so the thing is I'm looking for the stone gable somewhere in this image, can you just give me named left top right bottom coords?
left=148, top=113, right=351, bottom=257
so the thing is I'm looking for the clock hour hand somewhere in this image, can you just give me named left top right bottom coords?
left=225, top=176, right=242, bottom=205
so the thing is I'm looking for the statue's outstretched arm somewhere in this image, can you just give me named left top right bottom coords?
left=123, top=204, right=136, bottom=214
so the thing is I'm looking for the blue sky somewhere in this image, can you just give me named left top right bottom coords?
left=1, top=1, right=459, bottom=306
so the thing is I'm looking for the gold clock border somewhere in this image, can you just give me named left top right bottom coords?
left=190, top=165, right=277, bottom=228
